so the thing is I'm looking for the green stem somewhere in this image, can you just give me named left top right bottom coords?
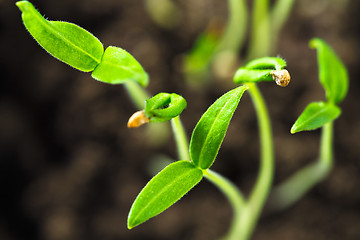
left=203, top=169, right=246, bottom=240
left=169, top=102, right=248, bottom=240
left=238, top=82, right=274, bottom=240
left=270, top=0, right=296, bottom=51
left=247, top=0, right=271, bottom=60
left=170, top=116, right=190, bottom=161
left=215, top=0, right=248, bottom=54
left=124, top=81, right=149, bottom=109
left=319, top=122, right=333, bottom=171
left=268, top=122, right=334, bottom=212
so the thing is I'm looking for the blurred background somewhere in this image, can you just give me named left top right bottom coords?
left=1, top=0, right=360, bottom=239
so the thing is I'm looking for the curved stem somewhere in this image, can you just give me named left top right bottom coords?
left=124, top=81, right=149, bottom=109
left=215, top=0, right=248, bottom=54
left=319, top=122, right=333, bottom=171
left=247, top=0, right=271, bottom=60
left=238, top=82, right=274, bottom=240
left=268, top=122, right=334, bottom=212
left=170, top=116, right=190, bottom=161
left=270, top=0, right=296, bottom=52
left=203, top=169, right=246, bottom=240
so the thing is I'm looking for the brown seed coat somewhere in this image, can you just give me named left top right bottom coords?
left=271, top=69, right=291, bottom=87
left=127, top=110, right=150, bottom=128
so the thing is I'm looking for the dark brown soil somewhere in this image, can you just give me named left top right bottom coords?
left=1, top=0, right=360, bottom=239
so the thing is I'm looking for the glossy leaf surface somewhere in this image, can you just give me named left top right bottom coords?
left=245, top=57, right=286, bottom=70
left=92, top=46, right=149, bottom=87
left=291, top=101, right=341, bottom=134
left=145, top=93, right=187, bottom=122
left=16, top=1, right=104, bottom=72
left=233, top=57, right=287, bottom=84
left=310, top=38, right=349, bottom=104
left=189, top=86, right=248, bottom=169
left=233, top=69, right=273, bottom=84
left=128, top=160, right=203, bottom=229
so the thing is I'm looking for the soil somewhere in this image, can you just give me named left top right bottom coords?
left=1, top=0, right=360, bottom=240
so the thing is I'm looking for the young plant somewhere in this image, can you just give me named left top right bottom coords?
left=183, top=0, right=296, bottom=83
left=16, top=1, right=348, bottom=240
left=128, top=86, right=248, bottom=229
left=268, top=38, right=349, bottom=211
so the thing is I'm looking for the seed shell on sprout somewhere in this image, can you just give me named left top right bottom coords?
left=271, top=69, right=291, bottom=87
left=127, top=110, right=150, bottom=128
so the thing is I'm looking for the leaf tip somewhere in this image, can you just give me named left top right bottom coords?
left=127, top=222, right=134, bottom=230
left=309, top=38, right=320, bottom=49
left=236, top=85, right=249, bottom=93
left=16, top=1, right=30, bottom=12
left=127, top=213, right=138, bottom=230
left=139, top=72, right=150, bottom=88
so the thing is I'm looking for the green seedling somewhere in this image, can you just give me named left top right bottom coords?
left=128, top=93, right=187, bottom=128
left=292, top=38, right=348, bottom=133
left=183, top=0, right=296, bottom=84
left=269, top=38, right=349, bottom=212
left=128, top=85, right=248, bottom=230
left=16, top=1, right=348, bottom=240
left=234, top=57, right=290, bottom=86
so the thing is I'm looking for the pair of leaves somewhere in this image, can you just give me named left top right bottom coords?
left=145, top=93, right=187, bottom=122
left=128, top=86, right=248, bottom=228
left=233, top=57, right=290, bottom=87
left=127, top=93, right=187, bottom=128
left=16, top=1, right=148, bottom=87
left=291, top=38, right=348, bottom=133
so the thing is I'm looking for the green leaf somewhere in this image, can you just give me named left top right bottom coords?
left=183, top=31, right=219, bottom=74
left=128, top=160, right=203, bottom=229
left=189, top=86, right=248, bottom=169
left=16, top=1, right=104, bottom=72
left=233, top=68, right=273, bottom=84
left=245, top=57, right=287, bottom=70
left=145, top=93, right=187, bottom=122
left=291, top=101, right=341, bottom=134
left=310, top=38, right=349, bottom=104
left=183, top=30, right=219, bottom=87
left=233, top=57, right=289, bottom=86
left=91, top=46, right=149, bottom=87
